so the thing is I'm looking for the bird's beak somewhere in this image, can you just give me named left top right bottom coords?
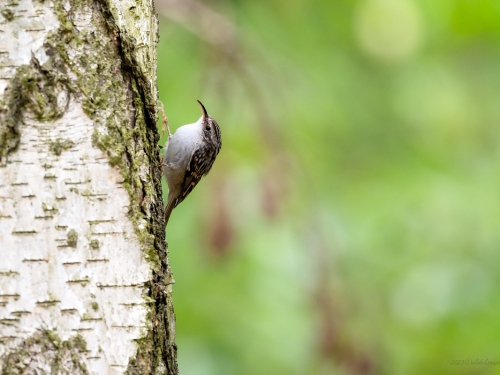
left=197, top=100, right=208, bottom=121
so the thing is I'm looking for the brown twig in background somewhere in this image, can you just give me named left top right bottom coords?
left=308, top=222, right=376, bottom=374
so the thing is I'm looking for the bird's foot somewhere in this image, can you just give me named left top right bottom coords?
left=160, top=155, right=173, bottom=169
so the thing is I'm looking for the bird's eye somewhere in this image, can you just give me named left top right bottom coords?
left=205, top=125, right=210, bottom=131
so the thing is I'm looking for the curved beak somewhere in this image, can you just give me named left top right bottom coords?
left=197, top=100, right=208, bottom=121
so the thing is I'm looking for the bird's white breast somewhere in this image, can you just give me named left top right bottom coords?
left=163, top=121, right=201, bottom=191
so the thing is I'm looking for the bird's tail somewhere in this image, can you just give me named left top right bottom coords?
left=164, top=198, right=176, bottom=227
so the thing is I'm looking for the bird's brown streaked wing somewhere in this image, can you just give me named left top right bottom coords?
left=175, top=147, right=204, bottom=208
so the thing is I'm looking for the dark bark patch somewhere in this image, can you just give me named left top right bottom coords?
left=49, top=138, right=75, bottom=156
left=67, top=229, right=78, bottom=248
left=1, top=9, right=14, bottom=21
left=0, top=58, right=73, bottom=162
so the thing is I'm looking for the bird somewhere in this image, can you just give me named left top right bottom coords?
left=162, top=100, right=222, bottom=226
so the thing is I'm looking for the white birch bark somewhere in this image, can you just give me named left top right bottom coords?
left=0, top=0, right=177, bottom=374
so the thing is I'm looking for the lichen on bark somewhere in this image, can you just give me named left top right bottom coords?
left=1, top=330, right=88, bottom=375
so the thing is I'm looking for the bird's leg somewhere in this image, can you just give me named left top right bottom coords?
left=159, top=101, right=171, bottom=139
left=158, top=101, right=173, bottom=171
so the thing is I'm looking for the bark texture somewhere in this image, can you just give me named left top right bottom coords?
left=0, top=0, right=177, bottom=374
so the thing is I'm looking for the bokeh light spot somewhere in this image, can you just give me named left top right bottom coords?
left=354, top=0, right=424, bottom=63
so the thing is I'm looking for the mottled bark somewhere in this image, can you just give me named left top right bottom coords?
left=0, top=0, right=177, bottom=374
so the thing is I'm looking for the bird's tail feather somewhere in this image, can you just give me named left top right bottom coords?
left=165, top=198, right=176, bottom=227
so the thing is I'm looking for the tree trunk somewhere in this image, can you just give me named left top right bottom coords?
left=0, top=0, right=177, bottom=374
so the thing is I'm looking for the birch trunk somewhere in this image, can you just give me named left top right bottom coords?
left=0, top=0, right=177, bottom=373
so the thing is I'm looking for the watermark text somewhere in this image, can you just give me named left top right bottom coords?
left=451, top=359, right=500, bottom=366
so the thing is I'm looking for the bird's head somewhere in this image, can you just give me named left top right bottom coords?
left=197, top=100, right=222, bottom=149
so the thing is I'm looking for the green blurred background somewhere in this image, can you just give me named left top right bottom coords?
left=154, top=0, right=500, bottom=374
